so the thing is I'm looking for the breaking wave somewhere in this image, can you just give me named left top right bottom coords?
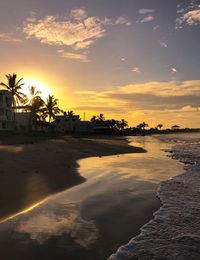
left=109, top=134, right=200, bottom=260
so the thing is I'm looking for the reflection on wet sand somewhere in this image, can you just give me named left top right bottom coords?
left=0, top=145, right=24, bottom=153
left=0, top=198, right=48, bottom=224
left=0, top=173, right=51, bottom=223
left=15, top=202, right=98, bottom=248
left=0, top=139, right=85, bottom=221
left=0, top=136, right=184, bottom=260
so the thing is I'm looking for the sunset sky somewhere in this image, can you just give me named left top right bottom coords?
left=0, top=0, right=199, bottom=128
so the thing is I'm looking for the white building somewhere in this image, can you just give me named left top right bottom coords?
left=55, top=115, right=93, bottom=133
left=55, top=115, right=80, bottom=132
left=0, top=90, right=33, bottom=132
left=15, top=112, right=32, bottom=132
left=0, top=90, right=15, bottom=131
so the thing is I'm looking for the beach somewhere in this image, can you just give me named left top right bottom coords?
left=0, top=134, right=144, bottom=222
left=109, top=133, right=200, bottom=260
left=0, top=135, right=185, bottom=260
left=0, top=0, right=199, bottom=259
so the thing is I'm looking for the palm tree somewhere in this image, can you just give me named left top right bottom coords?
left=91, top=114, right=105, bottom=125
left=110, top=119, right=117, bottom=128
left=97, top=113, right=105, bottom=124
left=157, top=124, right=163, bottom=130
left=67, top=110, right=75, bottom=117
left=91, top=115, right=97, bottom=122
left=28, top=86, right=42, bottom=105
left=105, top=119, right=117, bottom=128
left=137, top=122, right=149, bottom=130
left=43, top=95, right=60, bottom=122
left=22, top=85, right=42, bottom=110
left=31, top=96, right=45, bottom=122
left=119, top=119, right=128, bottom=130
left=21, top=86, right=44, bottom=123
left=0, top=74, right=27, bottom=107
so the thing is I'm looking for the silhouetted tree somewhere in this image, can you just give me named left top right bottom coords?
left=97, top=113, right=105, bottom=123
left=43, top=95, right=61, bottom=122
left=157, top=124, right=163, bottom=130
left=0, top=73, right=27, bottom=107
left=91, top=115, right=96, bottom=122
left=90, top=114, right=129, bottom=132
left=22, top=86, right=45, bottom=123
left=28, top=86, right=42, bottom=105
left=137, top=122, right=149, bottom=130
left=31, top=96, right=45, bottom=122
left=119, top=119, right=128, bottom=130
left=105, top=119, right=117, bottom=128
left=114, top=120, right=120, bottom=129
left=91, top=113, right=106, bottom=125
left=67, top=110, right=75, bottom=117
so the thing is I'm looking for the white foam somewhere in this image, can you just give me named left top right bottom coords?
left=109, top=134, right=200, bottom=260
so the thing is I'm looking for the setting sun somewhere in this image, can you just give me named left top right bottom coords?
left=22, top=79, right=51, bottom=102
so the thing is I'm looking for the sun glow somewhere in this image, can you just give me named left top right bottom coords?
left=22, top=79, right=52, bottom=102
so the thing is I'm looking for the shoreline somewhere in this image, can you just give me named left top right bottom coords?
left=109, top=134, right=200, bottom=260
left=0, top=134, right=186, bottom=260
left=0, top=135, right=145, bottom=222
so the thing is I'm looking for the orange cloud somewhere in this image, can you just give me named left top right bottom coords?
left=72, top=80, right=200, bottom=127
left=177, top=9, right=200, bottom=27
left=60, top=51, right=90, bottom=62
left=23, top=14, right=109, bottom=50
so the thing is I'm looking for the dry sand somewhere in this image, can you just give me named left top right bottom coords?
left=0, top=134, right=145, bottom=221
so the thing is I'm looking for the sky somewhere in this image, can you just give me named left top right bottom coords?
left=0, top=0, right=199, bottom=128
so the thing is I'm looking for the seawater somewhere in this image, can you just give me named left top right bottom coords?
left=109, top=133, right=200, bottom=260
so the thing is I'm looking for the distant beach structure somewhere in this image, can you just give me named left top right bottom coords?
left=0, top=90, right=14, bottom=131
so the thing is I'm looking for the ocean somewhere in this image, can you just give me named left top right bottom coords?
left=109, top=133, right=200, bottom=260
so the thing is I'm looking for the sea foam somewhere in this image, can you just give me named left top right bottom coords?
left=109, top=134, right=200, bottom=260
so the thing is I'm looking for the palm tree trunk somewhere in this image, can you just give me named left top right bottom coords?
left=12, top=97, right=16, bottom=121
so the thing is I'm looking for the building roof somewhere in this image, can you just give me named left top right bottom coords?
left=0, top=90, right=12, bottom=95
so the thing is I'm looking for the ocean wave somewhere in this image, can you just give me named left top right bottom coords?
left=108, top=136, right=200, bottom=260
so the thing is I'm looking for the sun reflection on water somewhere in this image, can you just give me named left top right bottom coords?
left=0, top=198, right=48, bottom=224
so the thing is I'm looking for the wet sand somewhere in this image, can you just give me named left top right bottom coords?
left=0, top=134, right=144, bottom=221
left=0, top=136, right=184, bottom=260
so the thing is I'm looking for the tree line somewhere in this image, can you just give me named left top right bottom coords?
left=0, top=73, right=184, bottom=133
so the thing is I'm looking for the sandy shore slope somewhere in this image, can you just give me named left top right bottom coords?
left=0, top=135, right=145, bottom=221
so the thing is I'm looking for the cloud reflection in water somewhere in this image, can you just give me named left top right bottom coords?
left=15, top=202, right=98, bottom=248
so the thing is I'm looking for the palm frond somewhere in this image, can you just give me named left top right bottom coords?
left=0, top=82, right=9, bottom=88
left=15, top=78, right=24, bottom=86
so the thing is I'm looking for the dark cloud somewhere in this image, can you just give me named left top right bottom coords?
left=73, top=105, right=126, bottom=113
left=106, top=93, right=200, bottom=110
